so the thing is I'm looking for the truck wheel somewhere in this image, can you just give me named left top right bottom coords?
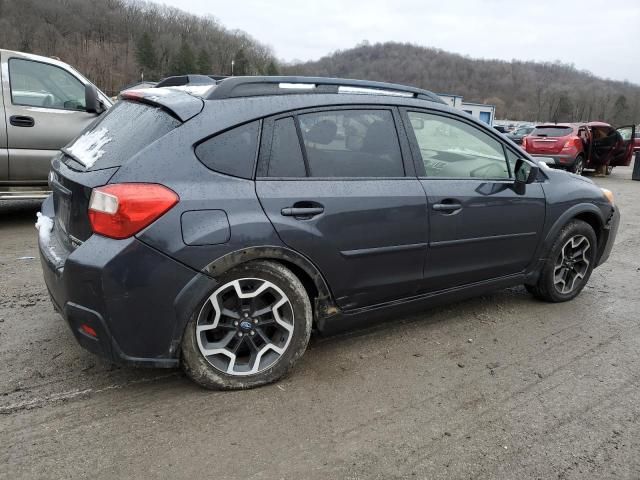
left=181, top=261, right=312, bottom=390
left=571, top=155, right=585, bottom=175
left=526, top=220, right=596, bottom=302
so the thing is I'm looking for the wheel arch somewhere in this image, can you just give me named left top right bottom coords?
left=201, top=246, right=339, bottom=320
left=526, top=203, right=606, bottom=283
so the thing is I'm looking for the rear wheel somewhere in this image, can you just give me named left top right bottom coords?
left=526, top=220, right=596, bottom=302
left=606, top=165, right=613, bottom=175
left=181, top=261, right=312, bottom=389
left=571, top=155, right=585, bottom=175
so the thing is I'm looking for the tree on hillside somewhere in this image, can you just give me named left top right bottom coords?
left=233, top=48, right=248, bottom=76
left=266, top=60, right=279, bottom=76
left=612, top=94, right=628, bottom=124
left=135, top=32, right=158, bottom=78
left=197, top=48, right=210, bottom=74
left=170, top=40, right=196, bottom=75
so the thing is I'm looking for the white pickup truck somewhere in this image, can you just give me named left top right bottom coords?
left=0, top=49, right=112, bottom=200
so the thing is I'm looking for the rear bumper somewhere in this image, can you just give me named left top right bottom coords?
left=597, top=206, right=620, bottom=267
left=38, top=197, right=211, bottom=368
left=530, top=154, right=574, bottom=168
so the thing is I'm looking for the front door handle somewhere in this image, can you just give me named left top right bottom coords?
left=9, top=115, right=35, bottom=127
left=432, top=202, right=462, bottom=213
left=281, top=207, right=324, bottom=217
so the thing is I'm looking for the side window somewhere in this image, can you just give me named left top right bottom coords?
left=298, top=110, right=404, bottom=177
left=407, top=111, right=510, bottom=179
left=195, top=121, right=260, bottom=179
left=268, top=117, right=306, bottom=177
left=9, top=58, right=86, bottom=110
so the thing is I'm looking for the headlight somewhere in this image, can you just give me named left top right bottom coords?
left=601, top=188, right=615, bottom=205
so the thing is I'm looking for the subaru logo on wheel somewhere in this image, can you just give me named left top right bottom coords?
left=239, top=320, right=253, bottom=331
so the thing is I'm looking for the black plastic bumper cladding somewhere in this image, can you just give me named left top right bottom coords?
left=39, top=228, right=200, bottom=367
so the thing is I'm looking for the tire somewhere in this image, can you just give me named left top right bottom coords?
left=606, top=165, right=613, bottom=175
left=571, top=155, right=585, bottom=175
left=526, top=219, right=597, bottom=303
left=181, top=260, right=312, bottom=390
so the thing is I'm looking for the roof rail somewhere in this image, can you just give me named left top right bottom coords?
left=206, top=76, right=445, bottom=104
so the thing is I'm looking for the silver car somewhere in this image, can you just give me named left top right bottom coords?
left=0, top=49, right=112, bottom=200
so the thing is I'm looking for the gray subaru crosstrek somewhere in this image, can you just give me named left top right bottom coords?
left=38, top=76, right=620, bottom=389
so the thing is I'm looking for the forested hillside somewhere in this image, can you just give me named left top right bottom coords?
left=0, top=0, right=278, bottom=95
left=285, top=42, right=640, bottom=124
left=0, top=1, right=637, bottom=124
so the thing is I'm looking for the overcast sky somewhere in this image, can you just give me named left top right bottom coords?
left=160, top=0, right=640, bottom=84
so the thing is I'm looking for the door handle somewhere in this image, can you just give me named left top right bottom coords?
left=432, top=202, right=462, bottom=213
left=281, top=207, right=324, bottom=217
left=9, top=115, right=35, bottom=127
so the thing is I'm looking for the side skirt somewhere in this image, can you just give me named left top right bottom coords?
left=316, top=273, right=525, bottom=335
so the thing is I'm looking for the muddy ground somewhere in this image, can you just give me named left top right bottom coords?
left=1, top=167, right=639, bottom=479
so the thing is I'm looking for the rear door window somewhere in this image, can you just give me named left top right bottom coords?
left=298, top=110, right=404, bottom=178
left=63, top=100, right=180, bottom=170
left=195, top=121, right=260, bottom=179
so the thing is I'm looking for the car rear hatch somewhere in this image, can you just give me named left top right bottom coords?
left=50, top=89, right=203, bottom=248
left=526, top=126, right=574, bottom=154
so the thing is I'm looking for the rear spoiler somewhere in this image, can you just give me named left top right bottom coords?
left=119, top=88, right=204, bottom=122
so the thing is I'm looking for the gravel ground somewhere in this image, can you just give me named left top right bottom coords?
left=1, top=167, right=639, bottom=479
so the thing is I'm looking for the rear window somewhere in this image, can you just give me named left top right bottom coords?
left=63, top=101, right=180, bottom=170
left=530, top=126, right=573, bottom=137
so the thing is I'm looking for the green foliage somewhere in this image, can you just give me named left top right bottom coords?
left=197, top=48, right=210, bottom=74
left=266, top=61, right=279, bottom=76
left=233, top=48, right=248, bottom=76
left=136, top=32, right=158, bottom=76
left=169, top=40, right=196, bottom=75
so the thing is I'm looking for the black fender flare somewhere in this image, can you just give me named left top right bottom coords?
left=171, top=246, right=339, bottom=351
left=202, top=246, right=336, bottom=312
left=526, top=202, right=606, bottom=282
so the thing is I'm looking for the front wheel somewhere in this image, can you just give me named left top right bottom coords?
left=526, top=219, right=597, bottom=302
left=181, top=261, right=312, bottom=389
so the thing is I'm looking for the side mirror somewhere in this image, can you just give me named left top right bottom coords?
left=84, top=84, right=103, bottom=114
left=514, top=158, right=539, bottom=187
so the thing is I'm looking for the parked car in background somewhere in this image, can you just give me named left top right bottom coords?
left=493, top=125, right=509, bottom=134
left=522, top=122, right=635, bottom=175
left=506, top=125, right=535, bottom=145
left=37, top=76, right=620, bottom=389
left=0, top=49, right=112, bottom=200
left=633, top=129, right=640, bottom=151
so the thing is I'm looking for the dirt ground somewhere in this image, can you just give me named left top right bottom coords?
left=1, top=166, right=639, bottom=480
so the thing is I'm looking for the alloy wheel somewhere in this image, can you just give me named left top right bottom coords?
left=196, top=278, right=295, bottom=376
left=553, top=235, right=591, bottom=294
left=574, top=158, right=584, bottom=176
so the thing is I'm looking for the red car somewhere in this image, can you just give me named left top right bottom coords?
left=522, top=122, right=636, bottom=175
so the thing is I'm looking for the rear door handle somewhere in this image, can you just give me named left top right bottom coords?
left=432, top=203, right=462, bottom=212
left=281, top=207, right=324, bottom=217
left=9, top=115, right=35, bottom=127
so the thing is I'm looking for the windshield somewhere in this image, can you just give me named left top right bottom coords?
left=530, top=126, right=573, bottom=137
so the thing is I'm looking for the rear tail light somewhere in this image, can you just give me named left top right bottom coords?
left=563, top=138, right=581, bottom=150
left=88, top=183, right=179, bottom=239
left=521, top=137, right=528, bottom=149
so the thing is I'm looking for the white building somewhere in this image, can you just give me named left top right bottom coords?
left=436, top=93, right=495, bottom=126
